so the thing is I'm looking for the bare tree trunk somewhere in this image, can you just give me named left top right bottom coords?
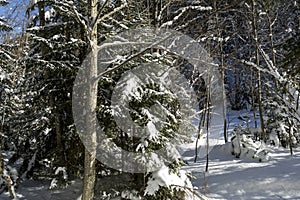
left=0, top=98, right=16, bottom=200
left=38, top=1, right=45, bottom=26
left=249, top=44, right=258, bottom=128
left=152, top=0, right=158, bottom=27
left=205, top=86, right=211, bottom=173
left=214, top=0, right=227, bottom=143
left=267, top=13, right=278, bottom=92
left=82, top=0, right=98, bottom=199
left=246, top=28, right=258, bottom=128
left=221, top=67, right=228, bottom=143
left=38, top=2, right=61, bottom=152
left=49, top=95, right=63, bottom=161
left=3, top=175, right=15, bottom=199
left=0, top=100, right=6, bottom=178
left=204, top=37, right=211, bottom=171
left=288, top=119, right=293, bottom=156
left=194, top=107, right=206, bottom=163
left=252, top=0, right=266, bottom=142
left=250, top=65, right=258, bottom=128
left=296, top=92, right=299, bottom=111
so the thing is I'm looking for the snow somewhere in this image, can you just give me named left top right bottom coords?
left=4, top=145, right=299, bottom=200
left=1, top=179, right=82, bottom=200
left=146, top=121, right=159, bottom=140
left=49, top=167, right=68, bottom=190
left=0, top=72, right=6, bottom=80
left=161, top=5, right=212, bottom=28
left=45, top=10, right=51, bottom=21
left=121, top=190, right=141, bottom=200
left=181, top=142, right=300, bottom=200
left=145, top=166, right=193, bottom=196
left=1, top=108, right=299, bottom=199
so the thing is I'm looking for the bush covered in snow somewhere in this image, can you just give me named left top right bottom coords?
left=49, top=167, right=68, bottom=189
left=145, top=166, right=202, bottom=200
left=228, top=127, right=271, bottom=162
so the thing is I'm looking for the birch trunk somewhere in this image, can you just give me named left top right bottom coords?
left=82, top=0, right=98, bottom=199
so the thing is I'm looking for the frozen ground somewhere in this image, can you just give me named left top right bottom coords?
left=2, top=109, right=300, bottom=199
left=183, top=142, right=300, bottom=200
left=3, top=144, right=299, bottom=200
left=1, top=179, right=82, bottom=200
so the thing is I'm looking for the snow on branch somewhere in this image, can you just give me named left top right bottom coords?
left=93, top=2, right=128, bottom=30
left=157, top=1, right=171, bottom=21
left=242, top=55, right=300, bottom=122
left=161, top=5, right=212, bottom=28
left=0, top=18, right=12, bottom=32
left=241, top=58, right=285, bottom=84
left=0, top=0, right=8, bottom=6
left=96, top=33, right=173, bottom=80
left=99, top=41, right=152, bottom=51
left=108, top=17, right=129, bottom=29
left=0, top=49, right=14, bottom=60
left=257, top=46, right=283, bottom=81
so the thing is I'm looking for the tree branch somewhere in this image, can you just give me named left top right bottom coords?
left=96, top=32, right=172, bottom=80
left=92, top=2, right=128, bottom=30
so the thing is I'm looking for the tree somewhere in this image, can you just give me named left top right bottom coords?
left=2, top=0, right=300, bottom=198
left=241, top=0, right=300, bottom=148
left=213, top=0, right=228, bottom=143
left=7, top=0, right=88, bottom=188
left=81, top=0, right=98, bottom=199
left=0, top=0, right=12, bottom=32
left=70, top=1, right=128, bottom=199
left=0, top=1, right=18, bottom=198
left=251, top=0, right=266, bottom=142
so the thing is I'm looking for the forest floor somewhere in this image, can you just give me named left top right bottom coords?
left=2, top=145, right=299, bottom=200
left=183, top=142, right=300, bottom=200
left=2, top=110, right=300, bottom=199
left=182, top=109, right=300, bottom=200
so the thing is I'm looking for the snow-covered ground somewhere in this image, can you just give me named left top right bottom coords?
left=1, top=179, right=82, bottom=200
left=183, top=143, right=300, bottom=200
left=3, top=145, right=299, bottom=200
left=2, top=109, right=299, bottom=200
left=182, top=109, right=300, bottom=200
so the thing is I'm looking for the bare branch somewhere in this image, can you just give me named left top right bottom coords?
left=92, top=2, right=128, bottom=30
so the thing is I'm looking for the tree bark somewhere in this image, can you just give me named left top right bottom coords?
left=251, top=0, right=266, bottom=142
left=288, top=119, right=293, bottom=156
left=49, top=95, right=63, bottom=161
left=296, top=92, right=299, bottom=111
left=194, top=107, right=206, bottom=163
left=214, top=0, right=227, bottom=143
left=205, top=84, right=211, bottom=173
left=82, top=0, right=98, bottom=199
left=38, top=1, right=45, bottom=26
left=267, top=13, right=278, bottom=92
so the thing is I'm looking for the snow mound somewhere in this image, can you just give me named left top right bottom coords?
left=227, top=134, right=271, bottom=162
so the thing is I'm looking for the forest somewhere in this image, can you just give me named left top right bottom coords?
left=0, top=0, right=299, bottom=199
